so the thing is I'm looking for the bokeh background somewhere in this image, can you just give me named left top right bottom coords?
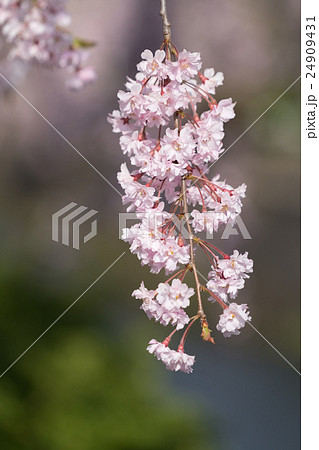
left=0, top=0, right=300, bottom=449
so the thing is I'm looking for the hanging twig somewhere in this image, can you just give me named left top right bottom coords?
left=181, top=176, right=206, bottom=320
left=160, top=0, right=171, bottom=42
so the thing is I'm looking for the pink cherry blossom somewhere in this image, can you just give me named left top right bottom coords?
left=214, top=98, right=236, bottom=122
left=156, top=279, right=194, bottom=309
left=0, top=0, right=96, bottom=89
left=216, top=303, right=251, bottom=337
left=161, top=126, right=196, bottom=165
left=107, top=110, right=134, bottom=135
left=122, top=205, right=190, bottom=274
left=132, top=281, right=156, bottom=302
left=132, top=280, right=191, bottom=330
left=111, top=38, right=254, bottom=373
left=192, top=111, right=225, bottom=164
left=117, top=163, right=158, bottom=212
left=218, top=250, right=253, bottom=279
left=200, top=68, right=224, bottom=94
left=207, top=250, right=252, bottom=301
left=166, top=49, right=202, bottom=82
left=147, top=339, right=195, bottom=373
left=191, top=210, right=219, bottom=234
left=137, top=49, right=167, bottom=78
left=66, top=66, right=96, bottom=91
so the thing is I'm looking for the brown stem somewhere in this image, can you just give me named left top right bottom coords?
left=202, top=286, right=228, bottom=310
left=181, top=176, right=206, bottom=319
left=160, top=0, right=171, bottom=42
left=178, top=316, right=199, bottom=351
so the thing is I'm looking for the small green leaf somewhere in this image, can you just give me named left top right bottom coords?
left=72, top=37, right=96, bottom=49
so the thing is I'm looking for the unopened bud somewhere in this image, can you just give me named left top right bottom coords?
left=178, top=235, right=185, bottom=247
left=201, top=319, right=215, bottom=344
left=138, top=129, right=146, bottom=141
left=198, top=71, right=208, bottom=83
left=133, top=173, right=143, bottom=182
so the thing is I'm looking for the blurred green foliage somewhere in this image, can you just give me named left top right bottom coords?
left=0, top=262, right=215, bottom=450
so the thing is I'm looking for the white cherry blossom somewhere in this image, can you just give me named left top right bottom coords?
left=200, top=67, right=224, bottom=94
left=147, top=339, right=195, bottom=373
left=216, top=303, right=251, bottom=337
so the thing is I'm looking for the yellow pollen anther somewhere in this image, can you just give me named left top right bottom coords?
left=151, top=62, right=159, bottom=71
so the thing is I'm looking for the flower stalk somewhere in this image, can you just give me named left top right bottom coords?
left=181, top=176, right=206, bottom=320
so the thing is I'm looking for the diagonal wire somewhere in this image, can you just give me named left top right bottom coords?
left=196, top=268, right=301, bottom=376
left=170, top=75, right=301, bottom=206
left=0, top=73, right=122, bottom=197
left=0, top=252, right=126, bottom=379
left=191, top=76, right=302, bottom=376
left=0, top=73, right=301, bottom=200
left=203, top=75, right=301, bottom=173
left=172, top=76, right=302, bottom=376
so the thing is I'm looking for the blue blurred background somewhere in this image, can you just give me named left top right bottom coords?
left=0, top=0, right=300, bottom=448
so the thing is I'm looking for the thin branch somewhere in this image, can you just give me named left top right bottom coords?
left=160, top=0, right=171, bottom=42
left=181, top=176, right=205, bottom=319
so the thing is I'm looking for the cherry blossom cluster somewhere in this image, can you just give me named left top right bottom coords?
left=207, top=250, right=253, bottom=302
left=147, top=338, right=195, bottom=374
left=132, top=279, right=194, bottom=330
left=0, top=0, right=96, bottom=90
left=109, top=39, right=253, bottom=374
